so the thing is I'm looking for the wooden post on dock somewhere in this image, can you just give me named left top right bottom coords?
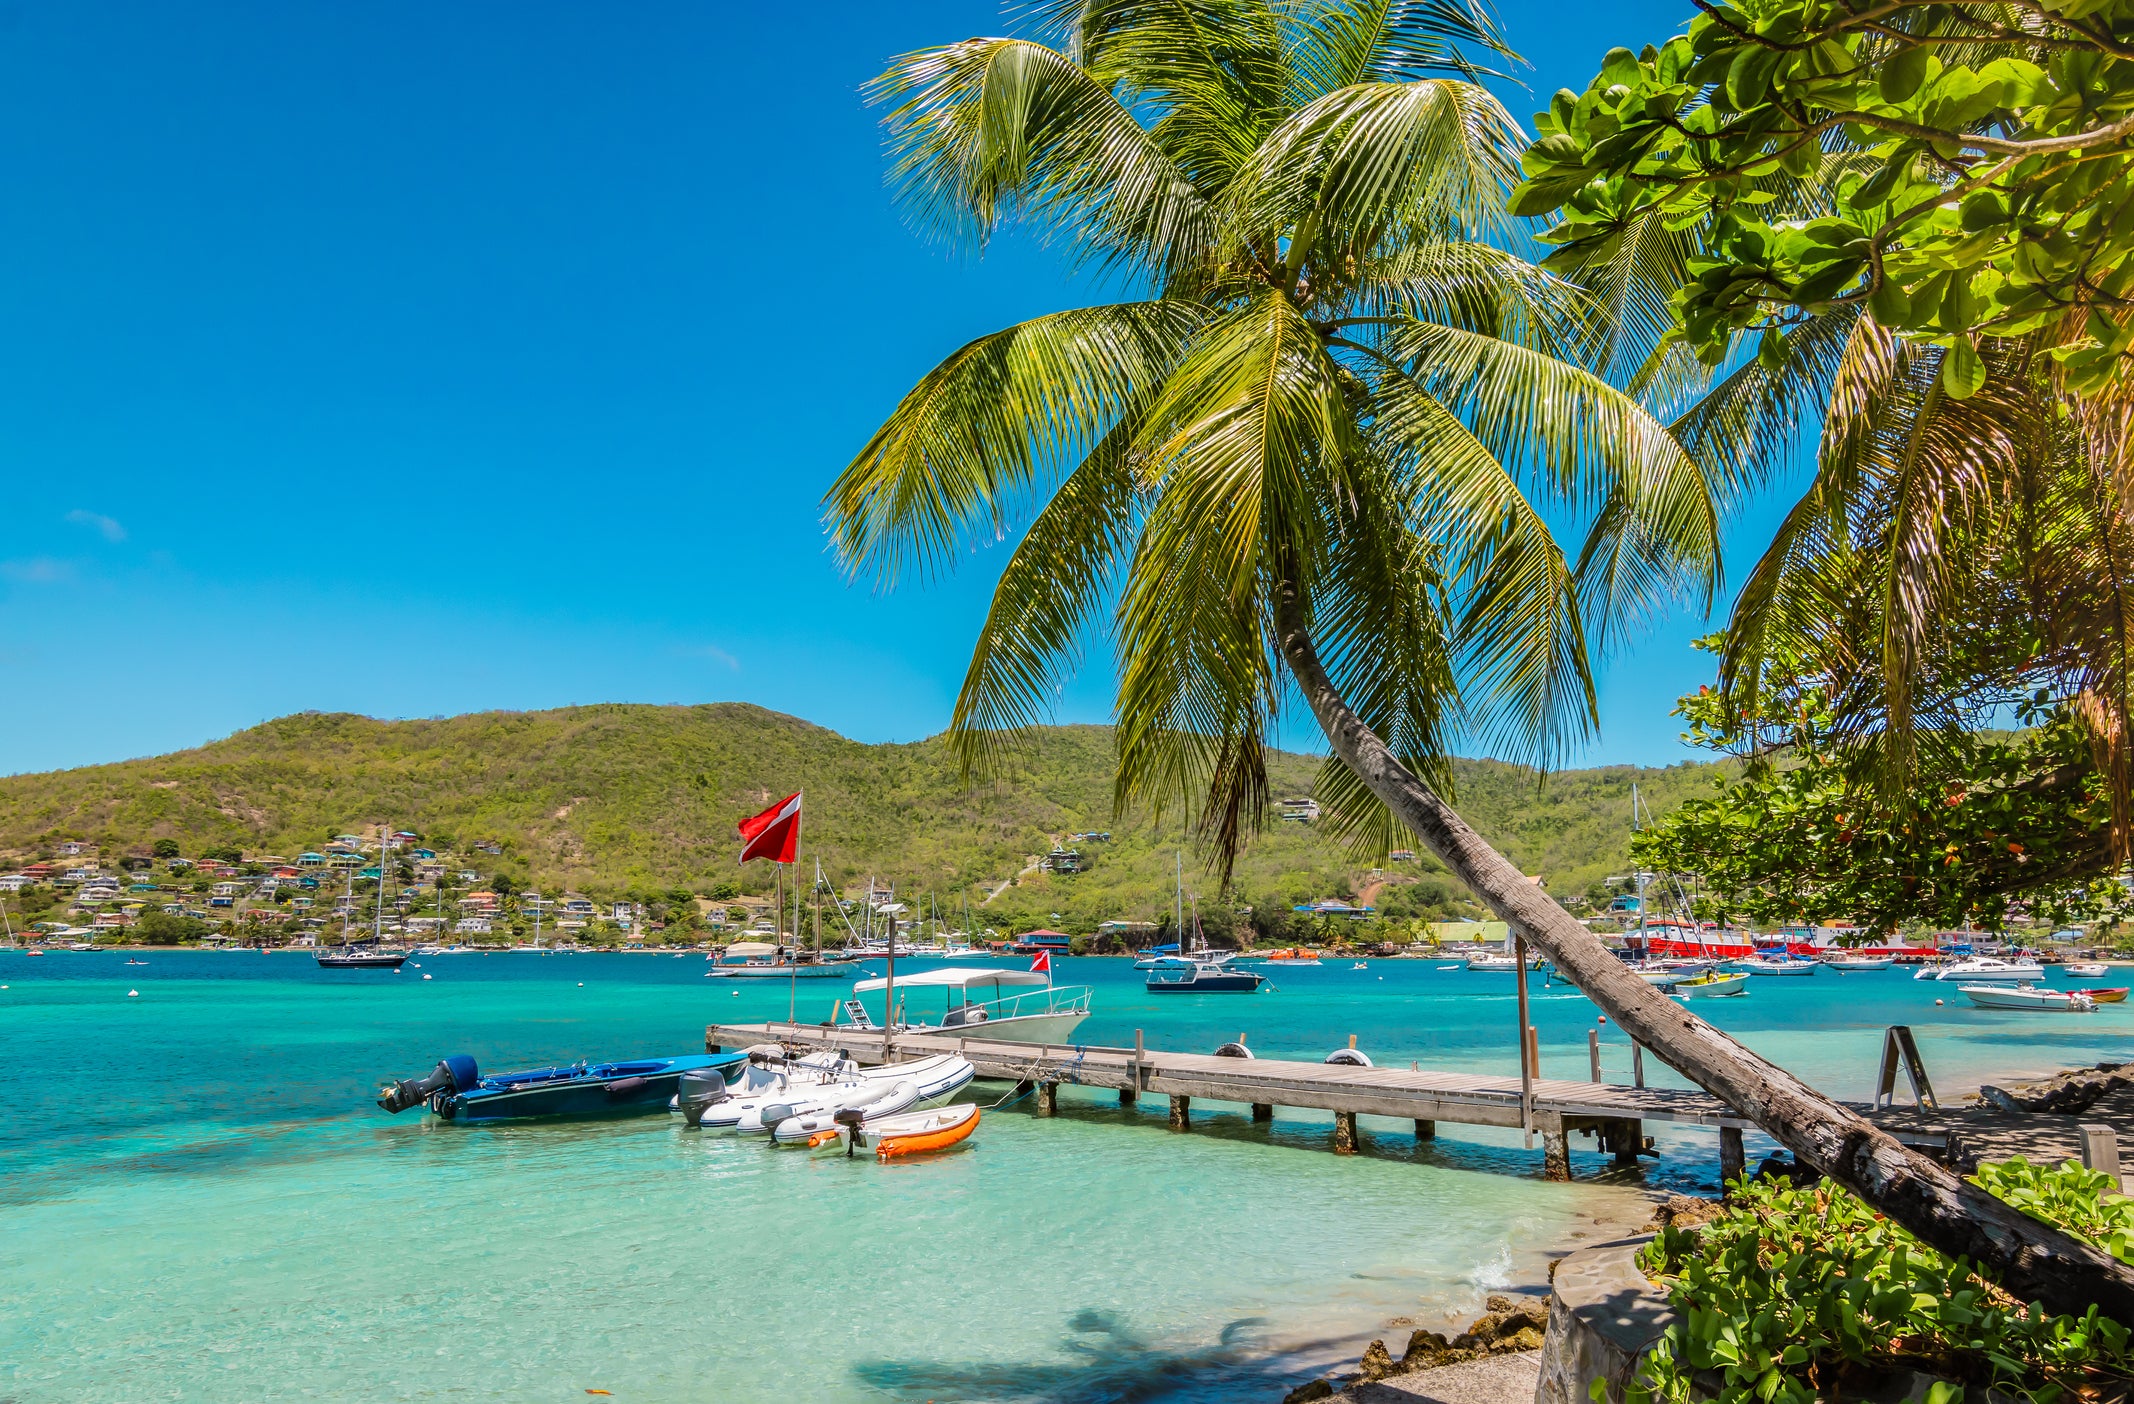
left=1631, top=1041, right=1645, bottom=1089
left=1334, top=1111, right=1359, bottom=1154
left=1035, top=1081, right=1058, bottom=1117
left=1588, top=1029, right=1602, bottom=1083
left=1169, top=1094, right=1191, bottom=1130
left=1719, top=1126, right=1746, bottom=1187
left=2081, top=1123, right=2121, bottom=1186
left=1514, top=933, right=1534, bottom=1146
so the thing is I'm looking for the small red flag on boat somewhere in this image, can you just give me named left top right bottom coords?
left=1030, top=951, right=1050, bottom=974
left=737, top=791, right=802, bottom=864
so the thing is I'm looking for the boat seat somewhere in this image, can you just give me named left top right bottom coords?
left=839, top=999, right=879, bottom=1031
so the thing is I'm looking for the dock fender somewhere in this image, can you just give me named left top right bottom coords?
left=603, top=1076, right=651, bottom=1100
left=1213, top=1042, right=1255, bottom=1059
left=1324, top=1049, right=1374, bottom=1068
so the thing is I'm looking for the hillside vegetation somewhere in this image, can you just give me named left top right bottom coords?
left=0, top=704, right=1726, bottom=924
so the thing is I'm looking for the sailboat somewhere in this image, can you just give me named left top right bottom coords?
left=317, top=830, right=406, bottom=969
left=1146, top=855, right=1265, bottom=993
left=709, top=859, right=860, bottom=979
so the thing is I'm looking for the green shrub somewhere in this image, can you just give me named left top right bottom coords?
left=1630, top=1164, right=2132, bottom=1404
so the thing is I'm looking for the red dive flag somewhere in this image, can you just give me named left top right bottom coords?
left=737, top=792, right=802, bottom=864
left=1030, top=951, right=1051, bottom=975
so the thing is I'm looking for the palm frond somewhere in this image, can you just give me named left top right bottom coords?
left=824, top=301, right=1204, bottom=584
left=1282, top=0, right=1518, bottom=98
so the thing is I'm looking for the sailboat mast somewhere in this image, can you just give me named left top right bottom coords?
left=372, top=822, right=388, bottom=944
left=1174, top=851, right=1183, bottom=956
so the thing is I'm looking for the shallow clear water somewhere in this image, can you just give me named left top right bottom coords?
left=2, top=951, right=2126, bottom=1402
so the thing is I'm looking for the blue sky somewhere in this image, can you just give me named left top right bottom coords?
left=0, top=0, right=1782, bottom=776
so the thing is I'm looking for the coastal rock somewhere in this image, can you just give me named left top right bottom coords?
left=1358, top=1340, right=1396, bottom=1382
left=1646, top=1195, right=1723, bottom=1231
left=1281, top=1379, right=1335, bottom=1403
left=1980, top=1061, right=2134, bottom=1115
left=1485, top=1294, right=1516, bottom=1313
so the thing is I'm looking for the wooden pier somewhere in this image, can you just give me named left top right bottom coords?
left=703, top=1021, right=2017, bottom=1182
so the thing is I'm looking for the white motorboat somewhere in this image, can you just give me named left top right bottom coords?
left=1726, top=956, right=1819, bottom=976
left=1674, top=972, right=1749, bottom=998
left=1821, top=955, right=1894, bottom=971
left=1630, top=965, right=1685, bottom=988
left=768, top=1054, right=978, bottom=1145
left=699, top=1053, right=974, bottom=1134
left=1466, top=953, right=1540, bottom=971
left=1960, top=983, right=2096, bottom=1012
left=1660, top=958, right=1718, bottom=975
left=2066, top=961, right=2110, bottom=978
left=1913, top=956, right=2045, bottom=982
left=844, top=967, right=1093, bottom=1044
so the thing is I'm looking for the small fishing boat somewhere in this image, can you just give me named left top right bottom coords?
left=1675, top=972, right=1749, bottom=998
left=2066, top=961, right=2110, bottom=978
left=376, top=1051, right=747, bottom=1121
left=1821, top=955, right=1894, bottom=971
left=808, top=1102, right=980, bottom=1160
left=1147, top=960, right=1266, bottom=993
left=846, top=967, right=1094, bottom=1042
left=1726, top=955, right=1819, bottom=976
left=1960, top=983, right=2096, bottom=1012
left=1262, top=948, right=1323, bottom=967
left=2073, top=986, right=2129, bottom=1003
left=1350, top=961, right=1369, bottom=970
left=1466, top=953, right=1540, bottom=971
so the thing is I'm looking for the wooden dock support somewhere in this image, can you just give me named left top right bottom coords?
left=1542, top=1128, right=1570, bottom=1181
left=1118, top=1086, right=1136, bottom=1106
left=2082, top=1123, right=2122, bottom=1184
left=1719, top=1126, right=1746, bottom=1186
left=1252, top=1102, right=1273, bottom=1123
left=1035, top=1082, right=1057, bottom=1117
left=1169, top=1094, right=1191, bottom=1130
left=1334, top=1111, right=1359, bottom=1154
left=1598, top=1118, right=1641, bottom=1166
left=1414, top=1119, right=1436, bottom=1141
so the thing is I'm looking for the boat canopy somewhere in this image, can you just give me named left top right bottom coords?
left=853, top=967, right=1048, bottom=994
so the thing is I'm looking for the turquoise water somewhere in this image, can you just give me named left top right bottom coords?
left=4, top=952, right=2129, bottom=1403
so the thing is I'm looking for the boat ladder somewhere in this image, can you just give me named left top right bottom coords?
left=838, top=999, right=881, bottom=1031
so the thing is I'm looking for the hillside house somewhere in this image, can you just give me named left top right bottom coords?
left=1041, top=846, right=1083, bottom=874
left=415, top=860, right=445, bottom=882
left=297, top=853, right=324, bottom=867
left=246, top=909, right=291, bottom=924
left=93, top=912, right=129, bottom=930
left=454, top=917, right=492, bottom=935
left=1278, top=797, right=1322, bottom=823
left=0, top=875, right=29, bottom=892
left=208, top=896, right=234, bottom=908
left=474, top=841, right=503, bottom=855
left=212, top=882, right=244, bottom=897
left=273, top=867, right=300, bottom=879
left=21, top=862, right=55, bottom=879
left=457, top=870, right=479, bottom=883
left=561, top=894, right=594, bottom=917
left=59, top=841, right=85, bottom=856
left=165, top=857, right=194, bottom=871
left=1293, top=899, right=1373, bottom=919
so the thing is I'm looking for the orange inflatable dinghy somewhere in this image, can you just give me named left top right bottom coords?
left=869, top=1103, right=979, bottom=1160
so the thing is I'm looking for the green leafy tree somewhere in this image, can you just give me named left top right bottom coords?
left=1638, top=682, right=2122, bottom=933
left=134, top=911, right=206, bottom=945
left=151, top=838, right=180, bottom=859
left=1515, top=2, right=2134, bottom=392
left=822, top=0, right=2134, bottom=1316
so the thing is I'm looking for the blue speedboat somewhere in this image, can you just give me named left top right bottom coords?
left=376, top=1051, right=748, bottom=1121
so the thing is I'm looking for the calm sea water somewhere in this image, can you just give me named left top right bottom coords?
left=3, top=950, right=2128, bottom=1403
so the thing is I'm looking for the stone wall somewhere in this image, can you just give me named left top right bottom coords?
left=1535, top=1238, right=1673, bottom=1404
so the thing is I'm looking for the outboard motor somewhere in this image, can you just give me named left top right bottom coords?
left=833, top=1106, right=868, bottom=1158
left=677, top=1066, right=730, bottom=1128
left=377, top=1055, right=479, bottom=1114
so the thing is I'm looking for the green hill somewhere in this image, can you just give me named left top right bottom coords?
left=0, top=704, right=1728, bottom=932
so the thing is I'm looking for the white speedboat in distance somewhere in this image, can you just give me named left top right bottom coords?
left=1821, top=955, right=1894, bottom=971
left=844, top=967, right=1093, bottom=1044
left=1913, top=956, right=2045, bottom=982
left=1960, top=983, right=2096, bottom=1012
left=2066, top=961, right=2110, bottom=978
left=1466, top=953, right=1541, bottom=971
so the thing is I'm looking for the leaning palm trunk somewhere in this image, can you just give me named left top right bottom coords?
left=1275, top=585, right=2134, bottom=1322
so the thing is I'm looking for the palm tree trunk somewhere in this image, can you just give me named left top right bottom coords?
left=1274, top=583, right=2134, bottom=1322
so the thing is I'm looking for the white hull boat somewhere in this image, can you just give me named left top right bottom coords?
left=1960, top=983, right=2096, bottom=1012
left=1821, top=956, right=1894, bottom=971
left=769, top=1057, right=979, bottom=1144
left=1465, top=955, right=1539, bottom=971
left=845, top=966, right=1093, bottom=1045
left=732, top=1054, right=975, bottom=1135
left=1631, top=966, right=1685, bottom=988
left=2066, top=962, right=2110, bottom=978
left=708, top=960, right=862, bottom=980
left=1913, top=957, right=2045, bottom=982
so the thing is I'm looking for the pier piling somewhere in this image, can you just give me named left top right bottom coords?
left=1414, top=1119, right=1435, bottom=1141
left=1035, top=1082, right=1057, bottom=1117
left=1252, top=1102, right=1273, bottom=1122
left=1169, top=1094, right=1191, bottom=1130
left=1118, top=1087, right=1136, bottom=1106
left=1541, top=1126, right=1570, bottom=1181
left=2081, top=1123, right=2122, bottom=1184
left=1334, top=1111, right=1359, bottom=1154
left=1719, top=1126, right=1746, bottom=1185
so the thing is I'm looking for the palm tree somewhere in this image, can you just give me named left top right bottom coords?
left=824, top=0, right=2134, bottom=1314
